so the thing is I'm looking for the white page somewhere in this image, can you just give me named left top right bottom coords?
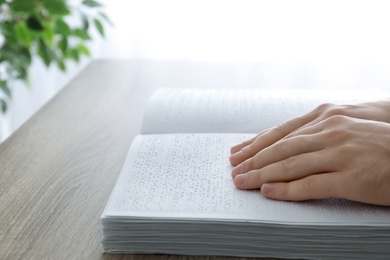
left=103, top=134, right=390, bottom=225
left=141, top=88, right=387, bottom=134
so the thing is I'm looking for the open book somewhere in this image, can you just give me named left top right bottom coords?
left=102, top=88, right=390, bottom=259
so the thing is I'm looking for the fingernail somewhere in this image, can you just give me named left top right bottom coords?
left=231, top=165, right=242, bottom=177
left=234, top=174, right=247, bottom=186
left=230, top=150, right=243, bottom=160
left=261, top=183, right=274, bottom=194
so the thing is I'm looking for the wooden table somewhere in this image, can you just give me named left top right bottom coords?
left=0, top=60, right=388, bottom=259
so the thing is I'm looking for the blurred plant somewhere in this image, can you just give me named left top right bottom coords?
left=0, top=0, right=112, bottom=113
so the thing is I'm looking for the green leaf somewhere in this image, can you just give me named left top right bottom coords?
left=1, top=99, right=7, bottom=113
left=14, top=22, right=31, bottom=47
left=82, top=0, right=102, bottom=7
left=99, top=12, right=114, bottom=26
left=57, top=60, right=66, bottom=72
left=0, top=81, right=11, bottom=99
left=26, top=16, right=44, bottom=31
left=0, top=21, right=16, bottom=38
left=16, top=66, right=28, bottom=81
left=94, top=19, right=104, bottom=37
left=0, top=45, right=30, bottom=67
left=43, top=0, right=71, bottom=16
left=19, top=47, right=32, bottom=65
left=58, top=37, right=68, bottom=54
left=38, top=41, right=55, bottom=67
left=55, top=19, right=71, bottom=36
left=42, top=24, right=55, bottom=46
left=69, top=48, right=80, bottom=62
left=81, top=13, right=89, bottom=31
left=10, top=0, right=35, bottom=13
left=73, top=28, right=90, bottom=40
left=77, top=44, right=90, bottom=57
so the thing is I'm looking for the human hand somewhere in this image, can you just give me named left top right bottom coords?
left=231, top=100, right=390, bottom=160
left=230, top=101, right=390, bottom=206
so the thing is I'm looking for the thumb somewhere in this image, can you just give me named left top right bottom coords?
left=260, top=174, right=337, bottom=201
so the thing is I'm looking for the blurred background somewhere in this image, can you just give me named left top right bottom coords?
left=1, top=0, right=390, bottom=141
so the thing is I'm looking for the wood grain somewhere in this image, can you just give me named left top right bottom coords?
left=0, top=60, right=150, bottom=259
left=4, top=59, right=370, bottom=259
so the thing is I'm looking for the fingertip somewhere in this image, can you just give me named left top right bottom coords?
left=261, top=183, right=275, bottom=196
left=229, top=150, right=243, bottom=166
left=230, top=143, right=244, bottom=155
left=229, top=156, right=237, bottom=166
left=261, top=183, right=286, bottom=201
left=231, top=165, right=242, bottom=179
left=261, top=177, right=332, bottom=202
left=233, top=173, right=247, bottom=188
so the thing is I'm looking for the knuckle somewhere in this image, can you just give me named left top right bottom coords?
left=272, top=140, right=288, bottom=156
left=241, top=142, right=259, bottom=159
left=240, top=146, right=250, bottom=157
left=324, top=124, right=352, bottom=140
left=281, top=184, right=290, bottom=198
left=251, top=170, right=265, bottom=185
left=246, top=140, right=259, bottom=152
left=241, top=158, right=254, bottom=173
left=335, top=143, right=358, bottom=157
left=314, top=103, right=334, bottom=115
left=272, top=121, right=289, bottom=136
left=327, top=114, right=348, bottom=123
left=323, top=105, right=348, bottom=118
left=282, top=156, right=297, bottom=176
left=323, top=115, right=350, bottom=128
left=302, top=177, right=317, bottom=193
left=325, top=127, right=345, bottom=138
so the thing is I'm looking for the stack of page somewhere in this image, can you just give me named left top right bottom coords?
left=102, top=88, right=390, bottom=259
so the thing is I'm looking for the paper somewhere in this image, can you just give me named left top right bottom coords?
left=104, top=134, right=390, bottom=225
left=141, top=88, right=386, bottom=134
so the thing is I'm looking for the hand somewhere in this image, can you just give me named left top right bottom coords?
left=229, top=101, right=390, bottom=206
left=231, top=100, right=390, bottom=158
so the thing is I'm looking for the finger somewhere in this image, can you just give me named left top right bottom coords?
left=232, top=133, right=324, bottom=178
left=230, top=134, right=260, bottom=155
left=260, top=173, right=339, bottom=201
left=233, top=150, right=336, bottom=189
left=230, top=111, right=320, bottom=166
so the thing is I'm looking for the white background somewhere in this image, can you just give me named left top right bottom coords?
left=2, top=0, right=390, bottom=141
